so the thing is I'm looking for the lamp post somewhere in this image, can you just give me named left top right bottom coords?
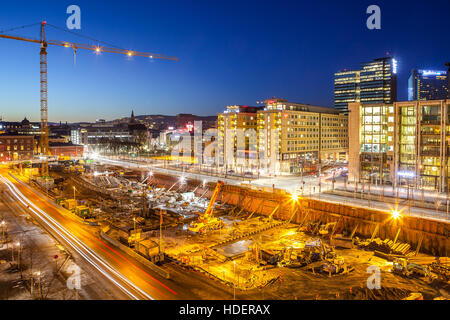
left=1, top=221, right=5, bottom=243
left=36, top=271, right=42, bottom=300
left=233, top=261, right=236, bottom=300
left=17, top=242, right=21, bottom=267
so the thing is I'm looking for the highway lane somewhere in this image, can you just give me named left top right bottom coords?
left=0, top=169, right=181, bottom=300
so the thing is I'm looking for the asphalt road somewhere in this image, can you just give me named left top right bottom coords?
left=0, top=169, right=236, bottom=300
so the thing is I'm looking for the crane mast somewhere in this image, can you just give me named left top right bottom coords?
left=40, top=22, right=49, bottom=176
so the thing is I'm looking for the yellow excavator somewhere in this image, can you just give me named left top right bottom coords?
left=188, top=180, right=226, bottom=233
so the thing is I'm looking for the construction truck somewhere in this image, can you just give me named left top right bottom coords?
left=63, top=199, right=78, bottom=211
left=392, top=258, right=431, bottom=278
left=54, top=197, right=66, bottom=206
left=321, top=250, right=354, bottom=275
left=75, top=206, right=92, bottom=219
left=188, top=180, right=226, bottom=233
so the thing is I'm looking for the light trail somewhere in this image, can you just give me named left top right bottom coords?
left=0, top=174, right=154, bottom=300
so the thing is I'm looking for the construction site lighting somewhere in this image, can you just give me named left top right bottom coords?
left=90, top=152, right=99, bottom=160
left=391, top=209, right=401, bottom=220
left=1, top=221, right=4, bottom=225
left=290, top=193, right=299, bottom=202
left=149, top=171, right=154, bottom=176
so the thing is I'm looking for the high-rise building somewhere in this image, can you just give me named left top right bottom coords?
left=334, top=70, right=360, bottom=112
left=408, top=69, right=448, bottom=101
left=348, top=99, right=450, bottom=192
left=334, top=57, right=397, bottom=112
left=359, top=57, right=397, bottom=105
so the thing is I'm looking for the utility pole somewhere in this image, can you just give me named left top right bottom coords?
left=37, top=271, right=42, bottom=300
left=1, top=221, right=5, bottom=243
left=159, top=209, right=164, bottom=254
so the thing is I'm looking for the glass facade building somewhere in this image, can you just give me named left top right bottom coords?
left=334, top=70, right=360, bottom=112
left=408, top=69, right=448, bottom=101
left=334, top=57, right=397, bottom=113
left=349, top=99, right=450, bottom=192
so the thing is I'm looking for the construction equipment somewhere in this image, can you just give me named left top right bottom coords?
left=0, top=21, right=177, bottom=176
left=62, top=199, right=77, bottom=211
left=75, top=205, right=92, bottom=219
left=429, top=258, right=450, bottom=282
left=188, top=181, right=225, bottom=233
left=392, top=258, right=431, bottom=278
left=321, top=250, right=354, bottom=276
left=318, top=222, right=337, bottom=236
left=54, top=196, right=66, bottom=206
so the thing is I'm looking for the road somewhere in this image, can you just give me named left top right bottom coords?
left=0, top=168, right=235, bottom=300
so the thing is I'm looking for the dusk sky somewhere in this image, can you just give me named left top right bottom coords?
left=1, top=0, right=449, bottom=122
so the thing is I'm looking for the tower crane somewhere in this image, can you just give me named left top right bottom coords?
left=0, top=21, right=177, bottom=176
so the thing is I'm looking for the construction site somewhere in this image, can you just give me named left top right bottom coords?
left=9, top=158, right=450, bottom=300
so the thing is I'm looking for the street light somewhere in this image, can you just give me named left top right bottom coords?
left=233, top=261, right=236, bottom=300
left=1, top=221, right=5, bottom=243
left=16, top=241, right=21, bottom=268
left=36, top=271, right=42, bottom=299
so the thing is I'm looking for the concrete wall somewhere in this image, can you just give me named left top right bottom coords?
left=149, top=172, right=449, bottom=256
left=219, top=185, right=449, bottom=257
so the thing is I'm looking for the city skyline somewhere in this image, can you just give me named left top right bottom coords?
left=1, top=0, right=449, bottom=122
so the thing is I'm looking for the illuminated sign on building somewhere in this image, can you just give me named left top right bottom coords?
left=392, top=59, right=398, bottom=74
left=419, top=70, right=446, bottom=76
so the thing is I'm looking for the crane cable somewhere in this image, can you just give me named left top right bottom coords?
left=0, top=22, right=42, bottom=35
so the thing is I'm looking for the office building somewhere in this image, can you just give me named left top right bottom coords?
left=334, top=70, right=360, bottom=111
left=408, top=69, right=448, bottom=101
left=334, top=57, right=397, bottom=112
left=348, top=99, right=450, bottom=192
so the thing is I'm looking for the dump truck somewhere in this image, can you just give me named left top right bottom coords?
left=188, top=180, right=226, bottom=233
left=75, top=206, right=92, bottom=219
left=260, top=249, right=280, bottom=265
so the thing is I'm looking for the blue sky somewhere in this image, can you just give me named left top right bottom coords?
left=1, top=0, right=449, bottom=122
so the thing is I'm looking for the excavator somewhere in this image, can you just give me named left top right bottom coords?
left=188, top=180, right=226, bottom=233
